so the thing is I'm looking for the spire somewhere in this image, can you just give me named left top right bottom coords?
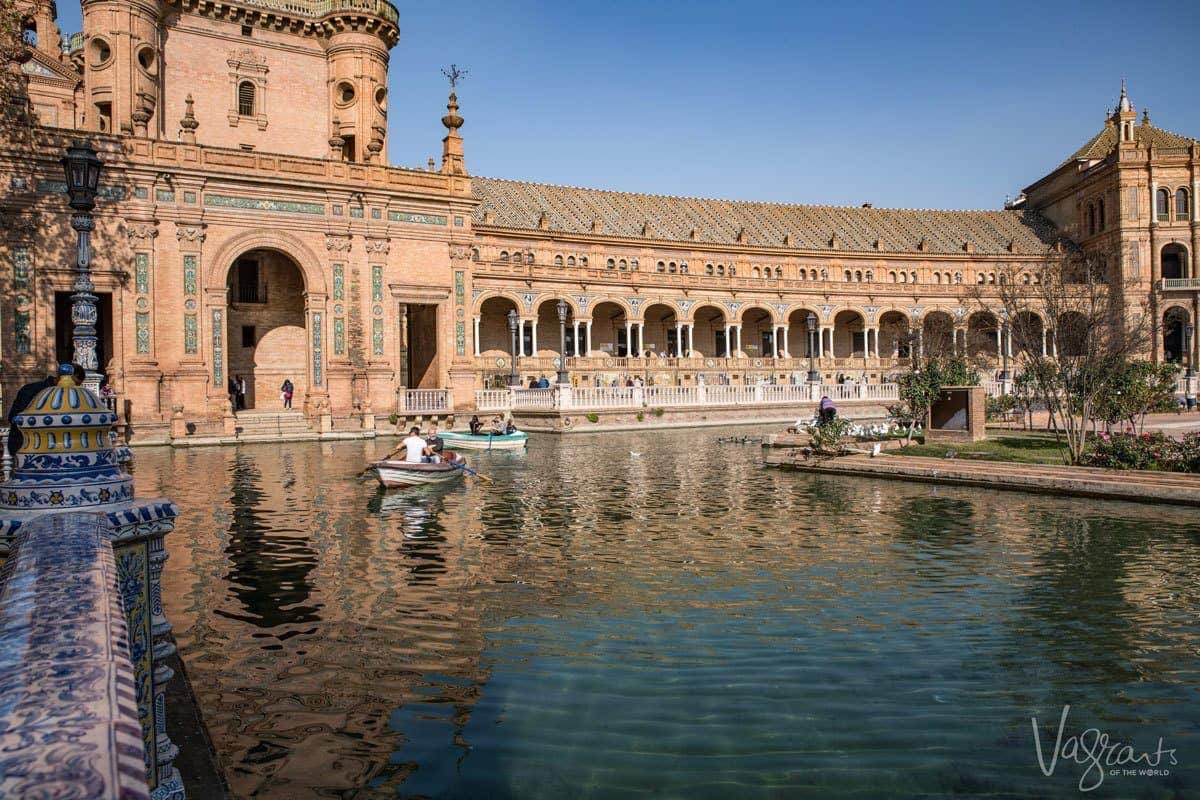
left=439, top=90, right=467, bottom=176
left=1118, top=78, right=1131, bottom=112
left=1113, top=79, right=1137, bottom=142
left=179, top=94, right=198, bottom=144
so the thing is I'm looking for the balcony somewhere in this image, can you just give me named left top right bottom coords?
left=1159, top=278, right=1200, bottom=291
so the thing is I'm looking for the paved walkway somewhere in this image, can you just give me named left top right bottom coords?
left=993, top=410, right=1200, bottom=437
left=762, top=449, right=1200, bottom=506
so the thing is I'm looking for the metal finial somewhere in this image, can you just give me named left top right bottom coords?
left=441, top=64, right=468, bottom=90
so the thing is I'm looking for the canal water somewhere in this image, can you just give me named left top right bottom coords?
left=136, top=429, right=1200, bottom=799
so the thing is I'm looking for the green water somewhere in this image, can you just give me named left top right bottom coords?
left=136, top=429, right=1200, bottom=799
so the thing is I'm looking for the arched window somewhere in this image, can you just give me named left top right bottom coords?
left=797, top=270, right=806, bottom=282
left=706, top=263, right=714, bottom=276
left=567, top=255, right=576, bottom=267
left=668, top=261, right=677, bottom=273
left=717, top=264, right=725, bottom=276
left=525, top=252, right=534, bottom=264
left=554, top=255, right=564, bottom=267
left=1098, top=198, right=1106, bottom=231
left=499, top=251, right=509, bottom=262
left=854, top=270, right=863, bottom=282
left=237, top=81, right=256, bottom=117
left=729, top=265, right=736, bottom=276
left=470, top=248, right=479, bottom=262
left=911, top=272, right=919, bottom=284
left=1177, top=188, right=1190, bottom=218
left=628, top=258, right=635, bottom=270
left=607, top=258, right=616, bottom=269
left=776, top=267, right=783, bottom=279
left=977, top=273, right=985, bottom=284
left=21, top=20, right=37, bottom=46
left=1157, top=188, right=1171, bottom=221
left=1087, top=203, right=1096, bottom=235
left=934, top=272, right=943, bottom=285
left=954, top=272, right=963, bottom=284
left=581, top=257, right=589, bottom=268
left=656, top=261, right=665, bottom=272
left=752, top=267, right=761, bottom=278
left=680, top=262, right=688, bottom=274
left=844, top=269, right=852, bottom=281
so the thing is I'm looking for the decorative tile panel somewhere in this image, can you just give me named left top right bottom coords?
left=182, top=255, right=197, bottom=296
left=350, top=206, right=364, bottom=219
left=155, top=189, right=175, bottom=203
left=454, top=270, right=465, bottom=306
left=372, top=318, right=384, bottom=356
left=333, top=318, right=345, bottom=355
left=212, top=309, right=223, bottom=384
left=203, top=194, right=324, bottom=215
left=37, top=179, right=125, bottom=200
left=14, top=309, right=30, bottom=354
left=455, top=320, right=466, bottom=356
left=134, top=253, right=150, bottom=294
left=135, top=312, right=150, bottom=354
left=387, top=211, right=447, bottom=225
left=333, top=264, right=344, bottom=301
left=13, top=245, right=30, bottom=291
left=183, top=314, right=197, bottom=355
left=311, top=313, right=324, bottom=385
left=371, top=266, right=383, bottom=303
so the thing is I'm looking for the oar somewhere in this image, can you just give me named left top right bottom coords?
left=449, top=460, right=493, bottom=482
left=357, top=445, right=405, bottom=478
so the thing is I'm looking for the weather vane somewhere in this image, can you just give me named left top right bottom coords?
left=441, top=64, right=468, bottom=90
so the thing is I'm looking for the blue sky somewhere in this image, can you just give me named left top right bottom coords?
left=54, top=0, right=1199, bottom=210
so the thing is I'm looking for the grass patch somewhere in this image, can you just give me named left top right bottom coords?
left=897, top=432, right=1068, bottom=465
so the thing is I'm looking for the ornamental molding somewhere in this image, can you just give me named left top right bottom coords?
left=325, top=234, right=352, bottom=252
left=572, top=294, right=593, bottom=311
left=4, top=212, right=39, bottom=239
left=626, top=297, right=645, bottom=315
left=519, top=292, right=538, bottom=311
left=175, top=224, right=206, bottom=243
left=364, top=238, right=390, bottom=254
left=126, top=222, right=158, bottom=241
left=820, top=304, right=834, bottom=320
left=449, top=243, right=473, bottom=261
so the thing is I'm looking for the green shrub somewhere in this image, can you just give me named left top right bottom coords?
left=810, top=417, right=856, bottom=453
left=586, top=412, right=599, bottom=423
left=1086, top=431, right=1174, bottom=471
left=388, top=412, right=399, bottom=426
left=986, top=394, right=1017, bottom=421
left=653, top=407, right=665, bottom=417
left=636, top=411, right=644, bottom=422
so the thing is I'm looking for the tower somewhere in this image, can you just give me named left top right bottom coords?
left=326, top=24, right=393, bottom=163
left=79, top=0, right=165, bottom=136
left=18, top=0, right=64, bottom=58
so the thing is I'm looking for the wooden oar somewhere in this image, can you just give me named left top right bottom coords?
left=449, top=460, right=493, bottom=482
left=357, top=445, right=406, bottom=478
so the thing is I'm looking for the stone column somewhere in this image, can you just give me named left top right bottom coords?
left=1041, top=328, right=1047, bottom=357
left=473, top=317, right=481, bottom=357
left=572, top=321, right=581, bottom=356
left=723, top=324, right=731, bottom=357
left=531, top=319, right=539, bottom=355
left=624, top=321, right=633, bottom=356
left=585, top=319, right=593, bottom=354
left=675, top=322, right=683, bottom=356
left=994, top=327, right=1002, bottom=356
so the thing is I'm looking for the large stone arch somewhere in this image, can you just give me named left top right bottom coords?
left=736, top=302, right=779, bottom=325
left=206, top=229, right=328, bottom=297
left=472, top=289, right=529, bottom=316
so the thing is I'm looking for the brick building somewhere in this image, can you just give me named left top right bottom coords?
left=3, top=1, right=1198, bottom=438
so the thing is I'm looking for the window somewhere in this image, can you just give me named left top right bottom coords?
left=618, top=259, right=627, bottom=269
left=241, top=24, right=253, bottom=37
left=668, top=261, right=677, bottom=273
left=499, top=251, right=509, bottom=262
left=626, top=258, right=634, bottom=270
left=608, top=258, right=616, bottom=269
left=336, top=82, right=356, bottom=105
left=753, top=267, right=761, bottom=278
left=1157, top=188, right=1171, bottom=221
left=525, top=253, right=534, bottom=265
left=236, top=259, right=260, bottom=303
left=568, top=256, right=577, bottom=267
left=717, top=265, right=725, bottom=276
left=657, top=261, right=665, bottom=272
left=581, top=257, right=589, bottom=268
left=706, top=263, right=714, bottom=275
left=1087, top=203, right=1096, bottom=235
left=237, top=81, right=255, bottom=117
left=471, top=248, right=479, bottom=262
left=1177, top=188, right=1190, bottom=219
left=554, top=255, right=564, bottom=267
left=844, top=270, right=852, bottom=282
left=241, top=326, right=256, bottom=348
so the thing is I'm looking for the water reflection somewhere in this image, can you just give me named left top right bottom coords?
left=138, top=431, right=1200, bottom=799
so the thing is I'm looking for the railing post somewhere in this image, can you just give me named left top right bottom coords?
left=556, top=384, right=573, bottom=410
left=753, top=383, right=763, bottom=404
left=696, top=384, right=706, bottom=406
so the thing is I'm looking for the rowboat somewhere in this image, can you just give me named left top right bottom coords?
left=440, top=430, right=529, bottom=451
left=372, top=458, right=464, bottom=489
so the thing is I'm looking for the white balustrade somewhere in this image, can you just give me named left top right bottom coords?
left=475, top=390, right=513, bottom=411
left=400, top=389, right=450, bottom=413
left=511, top=388, right=556, bottom=410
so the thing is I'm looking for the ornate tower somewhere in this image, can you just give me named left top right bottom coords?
left=17, top=0, right=64, bottom=58
left=79, top=0, right=165, bottom=136
left=326, top=20, right=395, bottom=163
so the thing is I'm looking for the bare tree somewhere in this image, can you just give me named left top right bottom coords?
left=974, top=247, right=1151, bottom=464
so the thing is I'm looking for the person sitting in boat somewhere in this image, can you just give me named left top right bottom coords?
left=818, top=396, right=837, bottom=424
left=402, top=427, right=435, bottom=464
left=469, top=415, right=482, bottom=435
left=504, top=418, right=517, bottom=435
left=425, top=424, right=445, bottom=460
left=490, top=415, right=505, bottom=435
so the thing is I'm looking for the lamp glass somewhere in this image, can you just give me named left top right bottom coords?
left=806, top=313, right=817, bottom=331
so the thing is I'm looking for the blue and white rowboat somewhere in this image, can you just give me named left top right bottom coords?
left=440, top=430, right=529, bottom=451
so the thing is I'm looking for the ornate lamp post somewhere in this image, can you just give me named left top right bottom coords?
left=999, top=321, right=1011, bottom=383
left=556, top=299, right=570, bottom=385
left=1186, top=323, right=1195, bottom=408
left=806, top=312, right=820, bottom=383
left=61, top=140, right=104, bottom=392
left=507, top=309, right=520, bottom=387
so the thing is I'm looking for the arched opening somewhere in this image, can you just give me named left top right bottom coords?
left=1011, top=311, right=1044, bottom=358
left=535, top=298, right=577, bottom=357
left=641, top=303, right=678, bottom=357
left=786, top=308, right=821, bottom=357
left=1157, top=188, right=1171, bottom=221
left=226, top=249, right=306, bottom=411
left=237, top=81, right=255, bottom=117
left=590, top=301, right=629, bottom=356
left=740, top=307, right=775, bottom=357
left=831, top=310, right=865, bottom=358
left=966, top=311, right=999, bottom=362
left=879, top=310, right=911, bottom=358
left=1056, top=311, right=1089, bottom=358
left=1163, top=307, right=1189, bottom=364
left=477, top=296, right=519, bottom=356
left=691, top=305, right=728, bottom=357
left=1177, top=188, right=1191, bottom=219
left=1161, top=243, right=1188, bottom=281
left=921, top=311, right=954, bottom=358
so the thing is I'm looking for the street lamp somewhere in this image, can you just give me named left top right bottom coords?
left=1187, top=323, right=1195, bottom=378
left=61, top=139, right=104, bottom=391
left=507, top=309, right=520, bottom=387
left=999, top=321, right=1011, bottom=382
left=806, top=312, right=820, bottom=383
left=556, top=299, right=570, bottom=385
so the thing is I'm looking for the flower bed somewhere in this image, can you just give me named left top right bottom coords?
left=1086, top=431, right=1200, bottom=473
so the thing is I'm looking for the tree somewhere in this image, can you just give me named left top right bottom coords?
left=0, top=0, right=32, bottom=114
left=891, top=352, right=979, bottom=446
left=979, top=248, right=1151, bottom=464
left=1092, top=360, right=1178, bottom=434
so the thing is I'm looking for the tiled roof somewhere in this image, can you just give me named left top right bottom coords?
left=1064, top=121, right=1196, bottom=165
left=471, top=177, right=1062, bottom=256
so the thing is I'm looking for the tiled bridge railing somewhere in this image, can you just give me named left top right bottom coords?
left=0, top=512, right=150, bottom=799
left=478, top=382, right=906, bottom=412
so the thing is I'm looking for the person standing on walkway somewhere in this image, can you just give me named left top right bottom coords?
left=236, top=375, right=247, bottom=410
left=227, top=377, right=238, bottom=412
left=280, top=379, right=294, bottom=409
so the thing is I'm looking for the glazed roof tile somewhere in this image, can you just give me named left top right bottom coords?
left=472, top=177, right=1062, bottom=256
left=1064, top=121, right=1196, bottom=165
